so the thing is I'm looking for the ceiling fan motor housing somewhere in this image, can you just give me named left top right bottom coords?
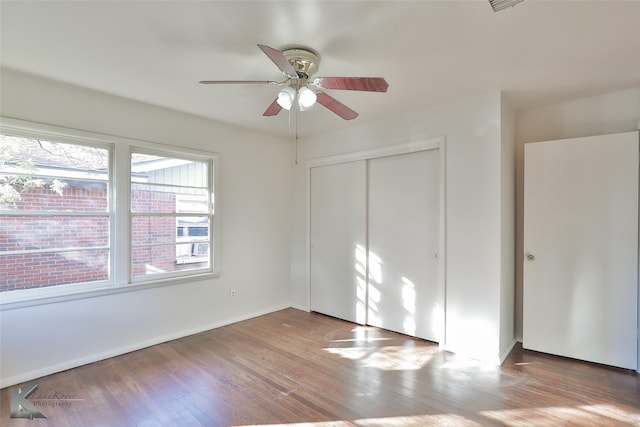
left=282, top=48, right=320, bottom=80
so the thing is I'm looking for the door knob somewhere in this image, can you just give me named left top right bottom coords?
left=526, top=253, right=536, bottom=262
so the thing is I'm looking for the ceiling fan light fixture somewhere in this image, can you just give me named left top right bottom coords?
left=298, top=86, right=317, bottom=111
left=276, top=86, right=296, bottom=110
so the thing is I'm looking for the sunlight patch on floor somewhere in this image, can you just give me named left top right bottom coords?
left=479, top=403, right=640, bottom=425
left=231, top=422, right=353, bottom=427
left=353, top=414, right=481, bottom=426
left=324, top=345, right=436, bottom=370
left=437, top=357, right=499, bottom=372
left=328, top=337, right=394, bottom=343
left=231, top=413, right=481, bottom=427
left=580, top=404, right=640, bottom=424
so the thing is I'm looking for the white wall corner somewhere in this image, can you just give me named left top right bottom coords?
left=499, top=338, right=518, bottom=364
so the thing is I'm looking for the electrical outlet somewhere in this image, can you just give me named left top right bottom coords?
left=229, top=289, right=237, bottom=298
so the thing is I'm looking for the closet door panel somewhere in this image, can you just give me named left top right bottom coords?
left=367, top=150, right=441, bottom=341
left=310, top=161, right=367, bottom=324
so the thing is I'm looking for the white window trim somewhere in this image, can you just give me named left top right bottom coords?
left=0, top=117, right=220, bottom=310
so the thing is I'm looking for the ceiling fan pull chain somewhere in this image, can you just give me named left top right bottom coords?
left=289, top=93, right=298, bottom=165
left=295, top=105, right=299, bottom=165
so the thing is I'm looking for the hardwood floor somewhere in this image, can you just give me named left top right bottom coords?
left=2, top=308, right=639, bottom=426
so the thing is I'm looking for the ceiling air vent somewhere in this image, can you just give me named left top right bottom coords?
left=489, top=0, right=524, bottom=12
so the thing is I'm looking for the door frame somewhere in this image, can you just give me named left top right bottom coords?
left=523, top=131, right=639, bottom=371
left=306, top=136, right=447, bottom=345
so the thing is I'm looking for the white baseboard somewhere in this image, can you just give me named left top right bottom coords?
left=290, top=303, right=310, bottom=312
left=0, top=304, right=290, bottom=389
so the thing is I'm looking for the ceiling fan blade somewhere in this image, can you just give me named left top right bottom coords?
left=316, top=92, right=358, bottom=120
left=263, top=99, right=282, bottom=117
left=199, top=80, right=281, bottom=85
left=257, top=44, right=297, bottom=79
left=313, top=77, right=389, bottom=92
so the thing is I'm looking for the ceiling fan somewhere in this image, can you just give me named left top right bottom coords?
left=199, top=44, right=389, bottom=120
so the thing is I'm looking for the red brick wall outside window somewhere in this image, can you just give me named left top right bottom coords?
left=1, top=185, right=206, bottom=292
left=0, top=184, right=108, bottom=291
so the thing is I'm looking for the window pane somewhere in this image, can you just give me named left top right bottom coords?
left=131, top=150, right=213, bottom=280
left=0, top=250, right=109, bottom=292
left=0, top=133, right=112, bottom=295
left=132, top=244, right=209, bottom=277
left=133, top=215, right=209, bottom=246
left=131, top=153, right=207, bottom=187
left=0, top=216, right=109, bottom=252
left=132, top=215, right=211, bottom=277
left=1, top=135, right=109, bottom=209
left=177, top=218, right=210, bottom=238
left=131, top=185, right=208, bottom=214
left=132, top=215, right=177, bottom=246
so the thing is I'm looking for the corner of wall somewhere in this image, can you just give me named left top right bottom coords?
left=499, top=93, right=516, bottom=359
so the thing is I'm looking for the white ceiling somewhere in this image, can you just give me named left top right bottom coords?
left=1, top=0, right=639, bottom=139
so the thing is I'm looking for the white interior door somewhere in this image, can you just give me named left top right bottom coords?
left=310, top=161, right=367, bottom=324
left=523, top=131, right=639, bottom=369
left=367, top=150, right=441, bottom=341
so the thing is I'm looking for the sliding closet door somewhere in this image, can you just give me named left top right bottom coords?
left=310, top=161, right=367, bottom=324
left=523, top=131, right=638, bottom=369
left=367, top=150, right=441, bottom=341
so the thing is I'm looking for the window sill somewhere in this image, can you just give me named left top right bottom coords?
left=0, top=271, right=221, bottom=311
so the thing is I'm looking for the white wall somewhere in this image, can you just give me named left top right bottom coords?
left=291, top=91, right=515, bottom=363
left=0, top=68, right=294, bottom=387
left=514, top=86, right=640, bottom=338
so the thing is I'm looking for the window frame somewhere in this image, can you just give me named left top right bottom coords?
left=0, top=128, right=115, bottom=299
left=129, top=147, right=215, bottom=283
left=0, top=117, right=220, bottom=309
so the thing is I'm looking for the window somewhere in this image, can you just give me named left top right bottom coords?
left=130, top=150, right=214, bottom=280
left=0, top=118, right=218, bottom=304
left=0, top=135, right=112, bottom=293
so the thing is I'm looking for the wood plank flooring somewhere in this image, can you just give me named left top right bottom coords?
left=1, top=308, right=639, bottom=426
